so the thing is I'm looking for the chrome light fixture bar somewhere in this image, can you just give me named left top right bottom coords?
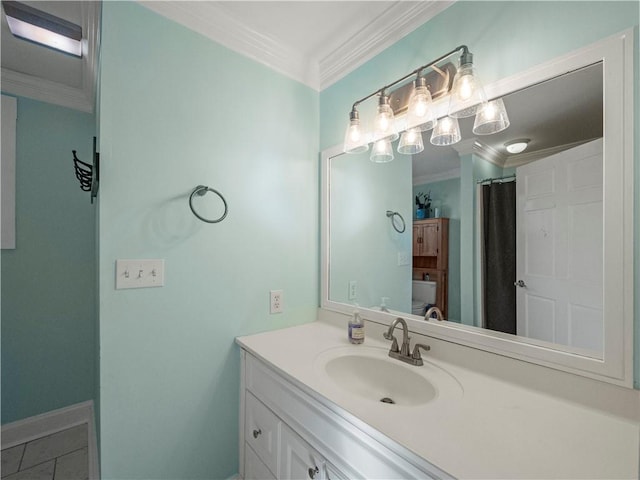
left=343, top=45, right=510, bottom=159
left=2, top=1, right=82, bottom=57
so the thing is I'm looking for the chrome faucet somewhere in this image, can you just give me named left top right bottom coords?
left=383, top=317, right=430, bottom=366
left=425, top=306, right=444, bottom=321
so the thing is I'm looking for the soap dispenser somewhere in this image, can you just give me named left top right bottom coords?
left=348, top=306, right=365, bottom=344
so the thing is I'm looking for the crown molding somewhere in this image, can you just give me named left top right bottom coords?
left=503, top=138, right=597, bottom=168
left=139, top=1, right=318, bottom=88
left=1, top=68, right=92, bottom=113
left=319, top=1, right=455, bottom=90
left=413, top=167, right=461, bottom=186
left=473, top=141, right=507, bottom=167
left=139, top=1, right=454, bottom=91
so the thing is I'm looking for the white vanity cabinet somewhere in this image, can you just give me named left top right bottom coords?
left=239, top=349, right=443, bottom=480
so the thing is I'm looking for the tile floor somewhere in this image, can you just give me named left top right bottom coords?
left=1, top=424, right=88, bottom=480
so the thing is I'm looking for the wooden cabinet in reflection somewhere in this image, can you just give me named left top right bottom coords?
left=412, top=218, right=449, bottom=318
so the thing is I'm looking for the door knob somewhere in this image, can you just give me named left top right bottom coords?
left=308, top=466, right=319, bottom=479
left=252, top=428, right=262, bottom=439
left=514, top=280, right=527, bottom=288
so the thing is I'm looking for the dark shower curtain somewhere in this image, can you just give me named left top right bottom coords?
left=482, top=181, right=516, bottom=334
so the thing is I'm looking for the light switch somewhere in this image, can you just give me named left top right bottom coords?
left=116, top=259, right=165, bottom=289
left=397, top=251, right=410, bottom=266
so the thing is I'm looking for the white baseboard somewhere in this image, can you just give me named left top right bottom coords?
left=1, top=400, right=100, bottom=479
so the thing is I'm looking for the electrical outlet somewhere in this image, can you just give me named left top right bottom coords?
left=270, top=290, right=283, bottom=314
left=348, top=280, right=357, bottom=300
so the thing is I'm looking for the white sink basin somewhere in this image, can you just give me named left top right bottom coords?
left=324, top=354, right=436, bottom=405
left=314, top=345, right=462, bottom=407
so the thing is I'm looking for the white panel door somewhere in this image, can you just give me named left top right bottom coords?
left=280, top=424, right=324, bottom=480
left=516, top=139, right=603, bottom=353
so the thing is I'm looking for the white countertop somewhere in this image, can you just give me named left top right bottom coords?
left=237, top=320, right=639, bottom=479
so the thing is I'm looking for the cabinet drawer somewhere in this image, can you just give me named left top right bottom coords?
left=245, top=391, right=280, bottom=475
left=245, top=443, right=276, bottom=480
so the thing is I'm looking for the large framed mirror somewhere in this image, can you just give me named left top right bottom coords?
left=321, top=31, right=634, bottom=387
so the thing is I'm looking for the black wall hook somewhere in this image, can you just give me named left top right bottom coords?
left=73, top=136, right=99, bottom=204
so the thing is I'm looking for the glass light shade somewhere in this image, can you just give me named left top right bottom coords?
left=505, top=139, right=530, bottom=154
left=373, top=95, right=399, bottom=142
left=472, top=98, right=510, bottom=135
left=343, top=117, right=369, bottom=154
left=370, top=138, right=394, bottom=163
left=448, top=63, right=487, bottom=118
left=406, top=79, right=436, bottom=131
left=430, top=116, right=461, bottom=146
left=398, top=128, right=424, bottom=155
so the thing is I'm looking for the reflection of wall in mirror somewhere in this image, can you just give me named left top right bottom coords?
left=413, top=178, right=460, bottom=321
left=329, top=150, right=412, bottom=312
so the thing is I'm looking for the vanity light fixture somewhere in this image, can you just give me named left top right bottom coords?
left=505, top=139, right=530, bottom=154
left=343, top=45, right=509, bottom=159
left=2, top=1, right=83, bottom=57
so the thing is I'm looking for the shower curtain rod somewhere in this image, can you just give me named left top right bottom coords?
left=476, top=174, right=516, bottom=185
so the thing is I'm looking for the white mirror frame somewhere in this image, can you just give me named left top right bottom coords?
left=321, top=30, right=634, bottom=387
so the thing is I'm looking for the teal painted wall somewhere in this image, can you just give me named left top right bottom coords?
left=413, top=178, right=461, bottom=321
left=1, top=96, right=96, bottom=424
left=320, top=1, right=639, bottom=386
left=97, top=3, right=318, bottom=478
left=329, top=147, right=412, bottom=312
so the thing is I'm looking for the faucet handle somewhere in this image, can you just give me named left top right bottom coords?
left=411, top=343, right=431, bottom=363
left=389, top=336, right=399, bottom=353
left=400, top=337, right=411, bottom=357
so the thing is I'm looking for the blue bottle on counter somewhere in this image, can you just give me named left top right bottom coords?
left=348, top=307, right=365, bottom=344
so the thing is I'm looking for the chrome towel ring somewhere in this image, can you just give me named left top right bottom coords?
left=386, top=210, right=406, bottom=233
left=189, top=185, right=228, bottom=224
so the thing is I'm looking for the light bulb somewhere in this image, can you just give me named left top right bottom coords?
left=376, top=112, right=390, bottom=131
left=398, top=128, right=424, bottom=155
left=370, top=138, right=394, bottom=163
left=456, top=74, right=476, bottom=101
left=373, top=94, right=399, bottom=142
left=343, top=109, right=369, bottom=154
left=430, top=116, right=461, bottom=146
left=448, top=54, right=487, bottom=118
left=407, top=77, right=436, bottom=132
left=472, top=98, right=510, bottom=135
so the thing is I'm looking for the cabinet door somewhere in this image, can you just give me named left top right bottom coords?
left=421, top=223, right=439, bottom=256
left=245, top=444, right=276, bottom=480
left=412, top=225, right=422, bottom=256
left=280, top=424, right=324, bottom=480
